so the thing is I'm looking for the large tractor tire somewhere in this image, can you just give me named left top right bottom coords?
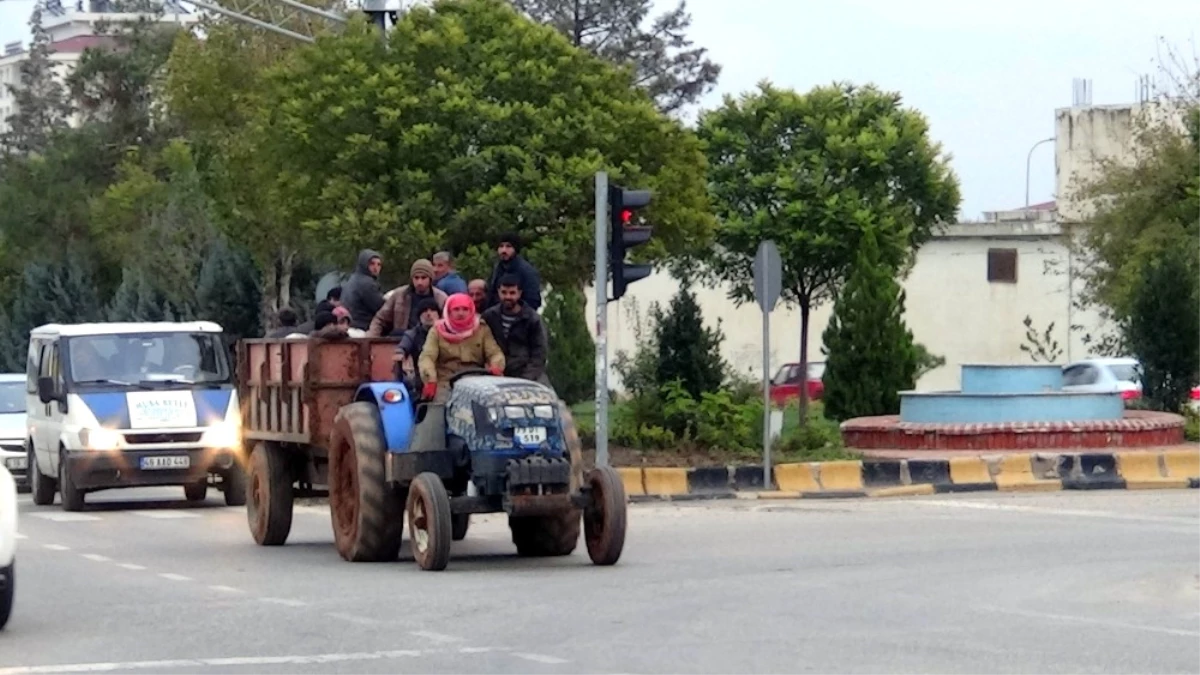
left=406, top=472, right=452, bottom=571
left=507, top=401, right=584, bottom=557
left=246, top=442, right=294, bottom=546
left=328, top=402, right=405, bottom=563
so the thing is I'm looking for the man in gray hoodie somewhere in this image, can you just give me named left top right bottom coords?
left=341, top=249, right=385, bottom=331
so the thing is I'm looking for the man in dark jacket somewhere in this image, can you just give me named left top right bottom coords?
left=341, top=249, right=384, bottom=331
left=266, top=308, right=298, bottom=338
left=482, top=274, right=547, bottom=383
left=392, top=297, right=440, bottom=390
left=486, top=233, right=542, bottom=311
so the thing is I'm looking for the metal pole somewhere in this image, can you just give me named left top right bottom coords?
left=762, top=305, right=771, bottom=488
left=1025, top=137, right=1055, bottom=208
left=594, top=172, right=610, bottom=467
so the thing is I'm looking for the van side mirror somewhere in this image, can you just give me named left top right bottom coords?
left=37, top=376, right=57, bottom=404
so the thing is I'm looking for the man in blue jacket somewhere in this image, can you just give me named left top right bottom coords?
left=432, top=251, right=468, bottom=295
left=486, top=233, right=542, bottom=311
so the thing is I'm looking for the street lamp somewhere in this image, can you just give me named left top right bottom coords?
left=1025, top=136, right=1055, bottom=208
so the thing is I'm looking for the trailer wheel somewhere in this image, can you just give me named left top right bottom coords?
left=451, top=513, right=470, bottom=541
left=247, top=442, right=293, bottom=546
left=508, top=510, right=580, bottom=557
left=223, top=463, right=247, bottom=507
left=406, top=473, right=452, bottom=571
left=584, top=466, right=627, bottom=566
left=329, top=402, right=404, bottom=562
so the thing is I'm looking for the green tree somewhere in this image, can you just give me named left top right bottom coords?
left=698, top=81, right=960, bottom=418
left=0, top=252, right=105, bottom=371
left=256, top=0, right=713, bottom=292
left=195, top=239, right=264, bottom=347
left=1126, top=245, right=1199, bottom=412
left=508, top=0, right=720, bottom=114
left=820, top=230, right=918, bottom=422
left=543, top=286, right=594, bottom=404
left=654, top=284, right=724, bottom=400
left=1, top=7, right=72, bottom=155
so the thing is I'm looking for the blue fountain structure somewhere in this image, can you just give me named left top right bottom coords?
left=842, top=363, right=1185, bottom=452
left=898, top=364, right=1125, bottom=424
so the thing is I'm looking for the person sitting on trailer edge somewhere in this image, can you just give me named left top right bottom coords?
left=310, top=310, right=350, bottom=340
left=418, top=293, right=504, bottom=404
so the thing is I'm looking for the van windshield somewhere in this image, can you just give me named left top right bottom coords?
left=67, top=333, right=230, bottom=387
left=0, top=382, right=24, bottom=413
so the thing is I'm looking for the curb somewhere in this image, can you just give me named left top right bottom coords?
left=620, top=448, right=1200, bottom=502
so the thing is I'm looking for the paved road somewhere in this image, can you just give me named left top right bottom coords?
left=1, top=488, right=1197, bottom=674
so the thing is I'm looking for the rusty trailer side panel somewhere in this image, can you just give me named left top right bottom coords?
left=238, top=338, right=400, bottom=448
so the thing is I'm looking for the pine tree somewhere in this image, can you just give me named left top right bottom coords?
left=1126, top=245, right=1199, bottom=412
left=820, top=229, right=918, bottom=422
left=543, top=286, right=595, bottom=404
left=0, top=252, right=104, bottom=370
left=195, top=238, right=262, bottom=345
left=654, top=285, right=725, bottom=400
left=2, top=8, right=72, bottom=155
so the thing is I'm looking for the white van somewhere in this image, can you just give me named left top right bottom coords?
left=24, top=322, right=247, bottom=511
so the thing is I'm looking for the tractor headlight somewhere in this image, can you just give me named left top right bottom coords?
left=201, top=421, right=240, bottom=449
left=503, top=406, right=526, bottom=419
left=533, top=405, right=555, bottom=419
left=80, top=428, right=123, bottom=451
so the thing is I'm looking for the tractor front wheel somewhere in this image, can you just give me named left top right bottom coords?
left=584, top=465, right=627, bottom=566
left=406, top=473, right=452, bottom=571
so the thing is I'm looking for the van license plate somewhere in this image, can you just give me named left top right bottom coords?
left=140, top=455, right=190, bottom=470
left=514, top=427, right=547, bottom=446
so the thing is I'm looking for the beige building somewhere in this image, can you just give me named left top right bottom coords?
left=0, top=2, right=198, bottom=135
left=587, top=101, right=1157, bottom=393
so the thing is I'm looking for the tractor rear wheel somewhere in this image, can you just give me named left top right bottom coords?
left=246, top=442, right=294, bottom=546
left=329, top=402, right=405, bottom=563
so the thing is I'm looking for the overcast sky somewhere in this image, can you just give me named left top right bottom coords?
left=1, top=0, right=1197, bottom=219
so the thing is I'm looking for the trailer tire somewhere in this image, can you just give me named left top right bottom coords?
left=329, top=402, right=404, bottom=563
left=247, top=442, right=293, bottom=546
left=223, top=463, right=247, bottom=507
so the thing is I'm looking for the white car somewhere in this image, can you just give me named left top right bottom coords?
left=0, top=464, right=16, bottom=630
left=0, top=374, right=28, bottom=491
left=1061, top=358, right=1142, bottom=401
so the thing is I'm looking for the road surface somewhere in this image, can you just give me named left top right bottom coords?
left=2, top=488, right=1197, bottom=674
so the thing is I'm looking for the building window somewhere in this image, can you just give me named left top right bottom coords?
left=987, top=248, right=1018, bottom=283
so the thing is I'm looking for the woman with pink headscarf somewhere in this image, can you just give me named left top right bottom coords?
left=418, top=293, right=505, bottom=403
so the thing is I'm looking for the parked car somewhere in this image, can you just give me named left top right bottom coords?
left=0, top=375, right=26, bottom=492
left=769, top=362, right=825, bottom=407
left=0, top=464, right=15, bottom=630
left=1061, top=358, right=1142, bottom=401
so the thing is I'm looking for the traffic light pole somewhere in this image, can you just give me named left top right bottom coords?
left=593, top=171, right=610, bottom=467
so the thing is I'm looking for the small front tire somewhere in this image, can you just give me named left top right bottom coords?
left=406, top=473, right=452, bottom=571
left=584, top=466, right=627, bottom=566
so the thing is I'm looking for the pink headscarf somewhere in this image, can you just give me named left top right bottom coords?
left=435, top=293, right=479, bottom=344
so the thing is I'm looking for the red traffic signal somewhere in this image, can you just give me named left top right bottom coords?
left=621, top=209, right=633, bottom=225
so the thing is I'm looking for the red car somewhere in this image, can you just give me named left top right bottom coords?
left=769, top=362, right=825, bottom=407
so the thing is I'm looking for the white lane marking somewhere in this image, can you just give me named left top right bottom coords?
left=129, top=510, right=201, bottom=519
left=30, top=512, right=101, bottom=522
left=42, top=544, right=69, bottom=551
left=0, top=650, right=428, bottom=675
left=326, top=611, right=380, bottom=625
left=80, top=553, right=111, bottom=562
left=459, top=647, right=508, bottom=654
left=209, top=585, right=243, bottom=594
left=977, top=605, right=1200, bottom=638
left=158, top=573, right=192, bottom=582
left=913, top=499, right=1199, bottom=525
left=409, top=630, right=463, bottom=643
left=14, top=533, right=26, bottom=540
left=260, top=597, right=307, bottom=607
left=118, top=563, right=147, bottom=571
left=514, top=653, right=570, bottom=665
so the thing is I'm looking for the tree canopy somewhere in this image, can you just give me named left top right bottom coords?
left=697, top=81, right=960, bottom=413
left=254, top=0, right=713, bottom=290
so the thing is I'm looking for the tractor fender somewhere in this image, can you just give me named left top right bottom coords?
left=353, top=383, right=416, bottom=453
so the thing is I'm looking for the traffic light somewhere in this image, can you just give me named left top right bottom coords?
left=608, top=185, right=653, bottom=301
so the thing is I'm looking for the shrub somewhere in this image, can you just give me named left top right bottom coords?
left=1126, top=244, right=1199, bottom=413
left=655, top=286, right=725, bottom=400
left=1184, top=407, right=1199, bottom=443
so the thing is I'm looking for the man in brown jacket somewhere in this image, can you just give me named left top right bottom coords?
left=367, top=259, right=448, bottom=337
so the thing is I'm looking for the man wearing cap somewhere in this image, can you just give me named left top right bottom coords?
left=486, top=233, right=542, bottom=311
left=367, top=259, right=448, bottom=337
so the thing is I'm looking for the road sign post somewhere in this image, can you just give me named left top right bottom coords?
left=753, top=240, right=783, bottom=488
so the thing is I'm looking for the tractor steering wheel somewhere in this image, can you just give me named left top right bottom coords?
left=448, top=368, right=494, bottom=387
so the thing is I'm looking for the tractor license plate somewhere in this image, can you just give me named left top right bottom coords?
left=140, top=455, right=190, bottom=470
left=513, top=426, right=547, bottom=447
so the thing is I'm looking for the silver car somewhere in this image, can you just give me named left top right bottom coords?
left=0, top=375, right=26, bottom=491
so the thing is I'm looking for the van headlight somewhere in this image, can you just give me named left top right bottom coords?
left=80, top=428, right=123, bottom=451
left=201, top=422, right=240, bottom=448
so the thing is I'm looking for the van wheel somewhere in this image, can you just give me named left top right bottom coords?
left=28, top=442, right=55, bottom=506
left=58, top=449, right=84, bottom=512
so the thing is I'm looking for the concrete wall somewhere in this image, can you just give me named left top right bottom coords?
left=584, top=220, right=1110, bottom=394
